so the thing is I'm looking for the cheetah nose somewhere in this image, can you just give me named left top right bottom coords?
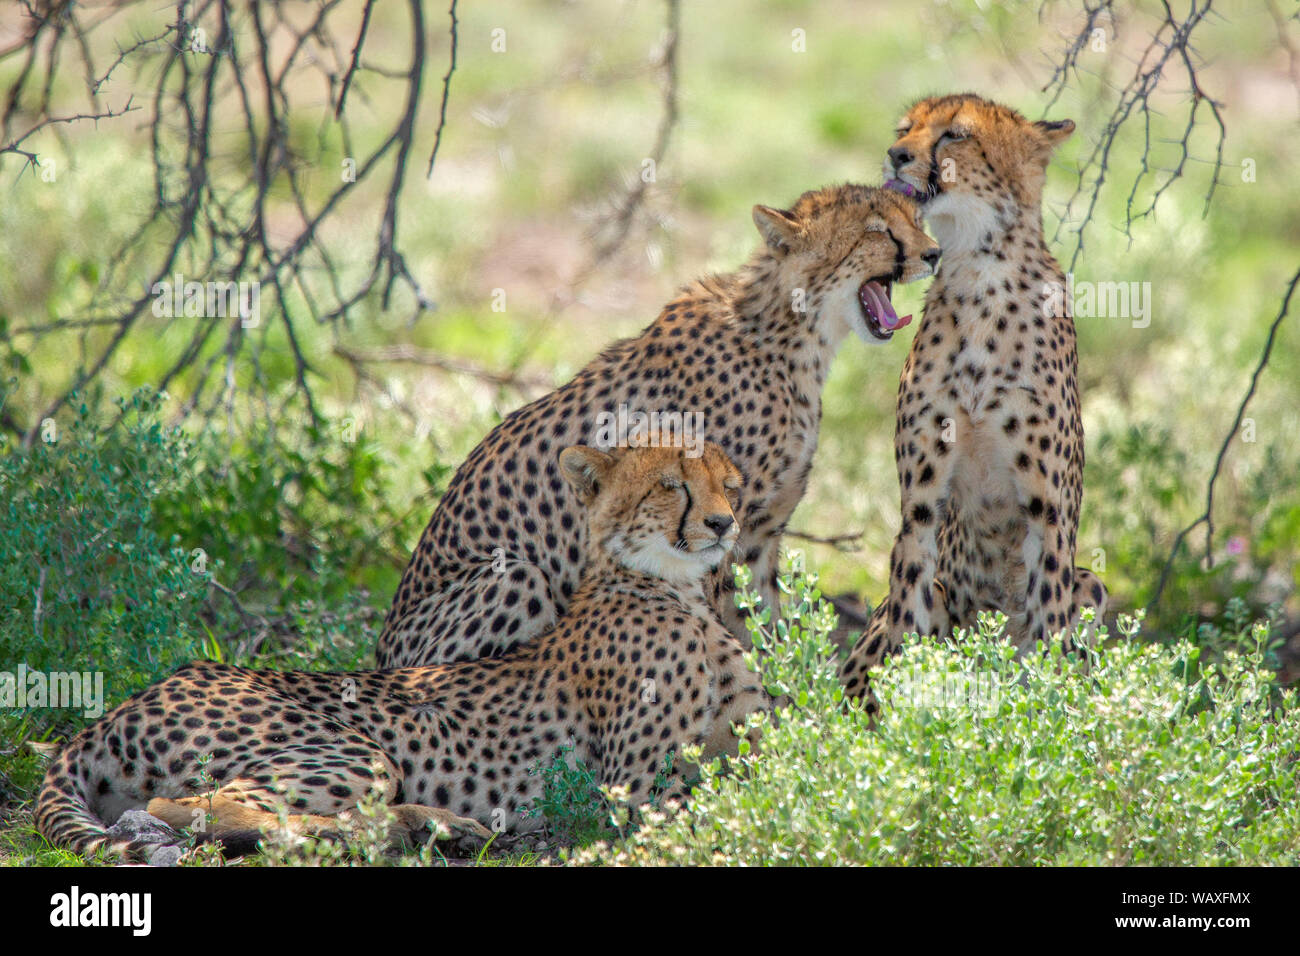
left=703, top=514, right=734, bottom=535
left=923, top=247, right=942, bottom=270
left=888, top=145, right=913, bottom=172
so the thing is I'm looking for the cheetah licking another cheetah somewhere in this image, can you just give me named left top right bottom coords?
left=378, top=184, right=941, bottom=669
left=842, top=94, right=1107, bottom=704
left=36, top=443, right=767, bottom=860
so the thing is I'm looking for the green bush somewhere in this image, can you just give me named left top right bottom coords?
left=0, top=385, right=444, bottom=811
left=574, top=555, right=1300, bottom=866
left=1084, top=421, right=1300, bottom=638
left=0, top=387, right=207, bottom=696
left=521, top=745, right=612, bottom=845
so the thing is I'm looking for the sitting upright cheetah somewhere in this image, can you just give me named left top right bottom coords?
left=36, top=443, right=766, bottom=859
left=841, top=94, right=1107, bottom=703
left=378, top=184, right=941, bottom=668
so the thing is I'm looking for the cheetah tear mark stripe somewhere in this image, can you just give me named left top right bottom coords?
left=676, top=481, right=694, bottom=550
left=927, top=138, right=942, bottom=200
left=887, top=231, right=907, bottom=283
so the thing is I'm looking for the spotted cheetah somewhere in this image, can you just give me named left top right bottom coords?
left=379, top=184, right=941, bottom=669
left=841, top=94, right=1107, bottom=703
left=35, top=443, right=765, bottom=859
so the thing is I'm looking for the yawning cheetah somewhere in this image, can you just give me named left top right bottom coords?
left=35, top=443, right=765, bottom=859
left=842, top=94, right=1107, bottom=704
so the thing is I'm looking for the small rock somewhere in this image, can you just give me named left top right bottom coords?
left=107, top=809, right=178, bottom=846
left=147, top=844, right=184, bottom=867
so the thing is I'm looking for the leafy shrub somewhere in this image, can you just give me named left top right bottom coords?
left=522, top=745, right=612, bottom=845
left=149, top=415, right=448, bottom=673
left=0, top=387, right=207, bottom=701
left=574, top=555, right=1300, bottom=866
left=1084, top=422, right=1300, bottom=641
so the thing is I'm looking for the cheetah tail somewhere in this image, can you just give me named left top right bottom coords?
left=33, top=748, right=154, bottom=862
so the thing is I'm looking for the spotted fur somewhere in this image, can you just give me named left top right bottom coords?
left=35, top=444, right=766, bottom=859
left=379, top=184, right=940, bottom=668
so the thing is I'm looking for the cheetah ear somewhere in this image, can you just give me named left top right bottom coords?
left=1033, top=119, right=1075, bottom=149
left=752, top=205, right=803, bottom=251
left=559, top=446, right=615, bottom=504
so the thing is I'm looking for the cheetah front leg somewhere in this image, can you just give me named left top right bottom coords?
left=1065, top=566, right=1108, bottom=649
left=1013, top=481, right=1077, bottom=653
left=697, top=634, right=770, bottom=759
left=872, top=429, right=960, bottom=652
left=839, top=577, right=950, bottom=706
left=597, top=649, right=720, bottom=812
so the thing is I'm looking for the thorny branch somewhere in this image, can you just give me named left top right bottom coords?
left=0, top=97, right=139, bottom=172
left=784, top=529, right=865, bottom=554
left=0, top=0, right=679, bottom=447
left=1150, top=266, right=1300, bottom=611
left=426, top=0, right=458, bottom=179
left=585, top=0, right=680, bottom=269
left=0, top=0, right=440, bottom=444
left=1043, top=0, right=1228, bottom=272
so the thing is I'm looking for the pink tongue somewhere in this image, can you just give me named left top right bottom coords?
left=860, top=281, right=912, bottom=331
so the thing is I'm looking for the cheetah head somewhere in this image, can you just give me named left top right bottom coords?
left=883, top=93, right=1074, bottom=254
left=558, top=442, right=743, bottom=584
left=752, top=184, right=940, bottom=343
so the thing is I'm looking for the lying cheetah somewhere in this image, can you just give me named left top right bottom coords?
left=379, top=184, right=941, bottom=668
left=35, top=443, right=765, bottom=859
left=841, top=94, right=1107, bottom=703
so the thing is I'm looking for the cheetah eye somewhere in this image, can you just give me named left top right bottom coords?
left=939, top=129, right=970, bottom=143
left=660, top=476, right=683, bottom=491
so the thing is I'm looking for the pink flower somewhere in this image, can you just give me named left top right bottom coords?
left=1225, top=536, right=1247, bottom=557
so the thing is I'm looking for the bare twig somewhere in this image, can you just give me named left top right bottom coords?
left=0, top=0, right=440, bottom=443
left=1150, top=266, right=1300, bottom=609
left=0, top=96, right=138, bottom=169
left=426, top=0, right=458, bottom=179
left=334, top=0, right=375, bottom=120
left=586, top=0, right=680, bottom=269
left=785, top=528, right=865, bottom=553
left=333, top=343, right=551, bottom=393
left=1044, top=0, right=1227, bottom=270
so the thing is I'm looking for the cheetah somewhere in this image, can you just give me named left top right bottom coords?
left=841, top=94, right=1107, bottom=703
left=379, top=184, right=941, bottom=668
left=35, top=442, right=766, bottom=859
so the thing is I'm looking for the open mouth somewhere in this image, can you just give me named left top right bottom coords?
left=859, top=277, right=912, bottom=340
